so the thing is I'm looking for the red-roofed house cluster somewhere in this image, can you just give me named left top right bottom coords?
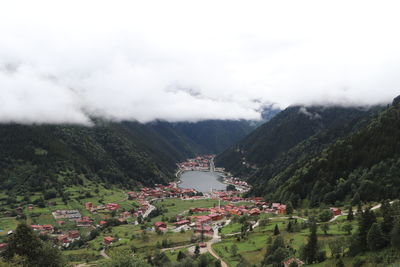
left=177, top=155, right=214, bottom=171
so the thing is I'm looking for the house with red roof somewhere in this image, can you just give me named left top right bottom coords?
left=154, top=222, right=167, bottom=229
left=283, top=257, right=304, bottom=267
left=0, top=243, right=7, bottom=251
left=106, top=203, right=120, bottom=211
left=85, top=202, right=93, bottom=210
left=249, top=208, right=261, bottom=216
left=173, top=220, right=190, bottom=227
left=104, top=236, right=115, bottom=245
left=330, top=207, right=342, bottom=216
left=195, top=224, right=214, bottom=235
left=68, top=230, right=80, bottom=239
left=57, top=235, right=70, bottom=245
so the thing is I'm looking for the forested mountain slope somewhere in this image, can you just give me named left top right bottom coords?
left=0, top=116, right=269, bottom=195
left=0, top=122, right=186, bottom=195
left=169, top=119, right=255, bottom=154
left=261, top=99, right=400, bottom=207
left=215, top=105, right=372, bottom=176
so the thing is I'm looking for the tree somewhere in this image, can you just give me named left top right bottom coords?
left=287, top=221, right=293, bottom=232
left=274, top=225, right=280, bottom=235
left=342, top=223, right=353, bottom=235
left=177, top=251, right=186, bottom=261
left=352, top=192, right=361, bottom=206
left=367, top=223, right=386, bottom=251
left=321, top=224, right=330, bottom=235
left=327, top=237, right=347, bottom=258
left=336, top=258, right=345, bottom=267
left=286, top=201, right=294, bottom=215
left=230, top=244, right=238, bottom=256
left=380, top=199, right=394, bottom=234
left=318, top=210, right=333, bottom=222
left=303, top=223, right=318, bottom=264
left=194, top=245, right=200, bottom=257
left=391, top=219, right=400, bottom=249
left=358, top=207, right=376, bottom=249
left=226, top=184, right=236, bottom=191
left=4, top=223, right=65, bottom=267
left=347, top=206, right=354, bottom=221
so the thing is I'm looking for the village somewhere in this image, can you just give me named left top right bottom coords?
left=0, top=155, right=346, bottom=267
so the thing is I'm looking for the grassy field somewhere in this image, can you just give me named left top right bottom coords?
left=214, top=213, right=360, bottom=267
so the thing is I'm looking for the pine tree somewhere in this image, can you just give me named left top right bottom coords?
left=304, top=223, right=318, bottom=264
left=380, top=200, right=394, bottom=234
left=287, top=221, right=293, bottom=232
left=194, top=245, right=200, bottom=257
left=356, top=203, right=363, bottom=216
left=391, top=219, right=400, bottom=249
left=367, top=223, right=386, bottom=251
left=321, top=223, right=329, bottom=235
left=336, top=258, right=345, bottom=267
left=4, top=223, right=65, bottom=267
left=274, top=225, right=280, bottom=235
left=352, top=192, right=361, bottom=206
left=286, top=201, right=294, bottom=215
left=358, top=207, right=376, bottom=249
left=347, top=206, right=354, bottom=221
left=177, top=251, right=186, bottom=261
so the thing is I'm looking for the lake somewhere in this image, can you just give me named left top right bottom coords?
left=179, top=171, right=226, bottom=192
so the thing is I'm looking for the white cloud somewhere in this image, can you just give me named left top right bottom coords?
left=0, top=0, right=399, bottom=124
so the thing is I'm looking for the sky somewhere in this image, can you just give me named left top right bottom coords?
left=1, top=0, right=400, bottom=124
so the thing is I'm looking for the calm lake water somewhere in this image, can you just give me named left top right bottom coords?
left=179, top=171, right=226, bottom=192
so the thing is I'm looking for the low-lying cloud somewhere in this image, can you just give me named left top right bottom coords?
left=1, top=0, right=400, bottom=124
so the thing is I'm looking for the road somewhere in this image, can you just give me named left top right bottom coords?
left=206, top=226, right=228, bottom=267
left=142, top=202, right=156, bottom=218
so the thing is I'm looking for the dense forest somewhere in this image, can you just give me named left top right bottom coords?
left=217, top=96, right=400, bottom=208
left=216, top=105, right=376, bottom=176
left=0, top=116, right=267, bottom=196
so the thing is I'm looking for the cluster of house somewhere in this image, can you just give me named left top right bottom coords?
left=151, top=200, right=289, bottom=236
left=128, top=183, right=198, bottom=200
left=177, top=155, right=214, bottom=171
left=222, top=176, right=251, bottom=192
left=55, top=230, right=81, bottom=247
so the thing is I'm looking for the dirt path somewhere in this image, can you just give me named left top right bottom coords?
left=161, top=243, right=196, bottom=252
left=207, top=241, right=228, bottom=267
left=205, top=226, right=229, bottom=267
left=100, top=248, right=110, bottom=259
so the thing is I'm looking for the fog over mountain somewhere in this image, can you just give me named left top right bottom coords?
left=1, top=0, right=399, bottom=124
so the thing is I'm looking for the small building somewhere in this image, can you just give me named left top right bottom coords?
left=85, top=202, right=93, bottom=210
left=57, top=235, right=70, bottom=244
left=278, top=205, right=286, bottom=215
left=330, top=208, right=342, bottom=216
left=199, top=242, right=207, bottom=248
left=68, top=230, right=80, bottom=239
left=0, top=243, right=7, bottom=252
left=195, top=224, right=214, bottom=235
left=283, top=257, right=305, bottom=267
left=209, top=213, right=224, bottom=221
left=99, top=220, right=107, bottom=226
left=106, top=203, right=120, bottom=211
left=249, top=208, right=261, bottom=216
left=57, top=221, right=65, bottom=226
left=104, top=236, right=115, bottom=245
left=173, top=220, right=190, bottom=227
left=154, top=222, right=167, bottom=229
left=42, top=224, right=54, bottom=231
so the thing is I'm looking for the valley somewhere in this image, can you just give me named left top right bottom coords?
left=1, top=99, right=400, bottom=267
